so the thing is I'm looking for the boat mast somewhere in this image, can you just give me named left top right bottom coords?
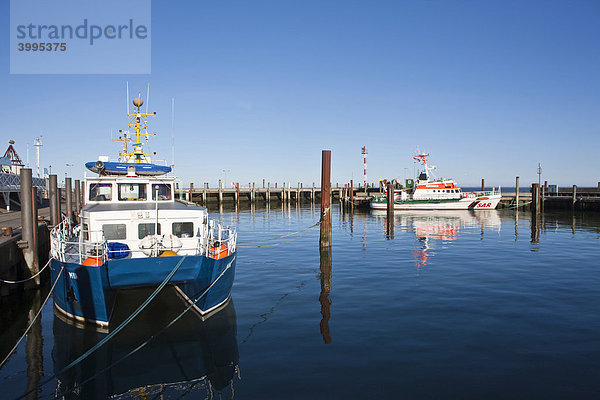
left=413, top=150, right=431, bottom=180
left=120, top=93, right=156, bottom=164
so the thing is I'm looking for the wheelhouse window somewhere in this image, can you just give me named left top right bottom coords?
left=82, top=223, right=89, bottom=241
left=103, top=224, right=126, bottom=240
left=152, top=183, right=172, bottom=201
left=118, top=183, right=147, bottom=201
left=172, top=222, right=194, bottom=238
left=138, top=223, right=162, bottom=239
left=89, top=183, right=112, bottom=201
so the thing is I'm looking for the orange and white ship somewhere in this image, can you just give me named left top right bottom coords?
left=370, top=151, right=502, bottom=210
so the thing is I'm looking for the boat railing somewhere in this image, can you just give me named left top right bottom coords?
left=51, top=219, right=237, bottom=262
left=206, top=220, right=237, bottom=255
left=466, top=188, right=500, bottom=198
left=51, top=220, right=108, bottom=264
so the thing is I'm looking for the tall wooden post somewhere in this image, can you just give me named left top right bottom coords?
left=19, top=169, right=40, bottom=286
left=65, top=177, right=72, bottom=222
left=386, top=183, right=394, bottom=238
left=267, top=182, right=271, bottom=203
left=49, top=174, right=59, bottom=227
left=236, top=182, right=240, bottom=205
left=350, top=179, right=354, bottom=205
left=572, top=185, right=577, bottom=206
left=57, top=186, right=62, bottom=222
left=320, top=150, right=332, bottom=248
left=481, top=178, right=485, bottom=192
left=515, top=176, right=519, bottom=207
left=189, top=183, right=194, bottom=203
left=218, top=180, right=223, bottom=204
left=532, top=183, right=540, bottom=214
left=74, top=179, right=81, bottom=223
left=252, top=182, right=255, bottom=203
left=312, top=182, right=315, bottom=203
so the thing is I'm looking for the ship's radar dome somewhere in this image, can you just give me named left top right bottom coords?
left=133, top=97, right=143, bottom=107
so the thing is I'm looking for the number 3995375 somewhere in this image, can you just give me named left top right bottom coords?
left=17, top=42, right=66, bottom=51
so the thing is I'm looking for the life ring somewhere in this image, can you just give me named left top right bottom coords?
left=139, top=235, right=161, bottom=256
left=161, top=233, right=183, bottom=253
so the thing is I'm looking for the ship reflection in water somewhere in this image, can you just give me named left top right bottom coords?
left=52, top=287, right=239, bottom=399
left=371, top=210, right=501, bottom=267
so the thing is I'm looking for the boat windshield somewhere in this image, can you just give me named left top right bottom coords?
left=151, top=183, right=172, bottom=200
left=89, top=183, right=112, bottom=201
left=118, top=183, right=147, bottom=201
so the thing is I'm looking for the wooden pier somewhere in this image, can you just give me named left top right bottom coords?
left=176, top=182, right=372, bottom=205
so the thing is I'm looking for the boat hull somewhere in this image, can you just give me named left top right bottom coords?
left=50, top=253, right=236, bottom=328
left=370, top=194, right=502, bottom=210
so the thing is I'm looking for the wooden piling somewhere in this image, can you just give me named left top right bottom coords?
left=573, top=185, right=577, bottom=206
left=74, top=179, right=81, bottom=223
left=267, top=182, right=271, bottom=203
left=49, top=175, right=59, bottom=227
left=189, top=183, right=194, bottom=203
left=20, top=169, right=39, bottom=286
left=320, top=150, right=331, bottom=248
left=386, top=183, right=394, bottom=238
left=252, top=182, right=256, bottom=202
left=65, top=177, right=72, bottom=222
left=350, top=180, right=354, bottom=205
left=218, top=180, right=223, bottom=204
left=531, top=183, right=540, bottom=214
left=235, top=182, right=240, bottom=205
left=312, top=182, right=315, bottom=203
left=481, top=178, right=485, bottom=191
left=57, top=186, right=62, bottom=221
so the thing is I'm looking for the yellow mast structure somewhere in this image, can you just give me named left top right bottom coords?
left=120, top=93, right=156, bottom=164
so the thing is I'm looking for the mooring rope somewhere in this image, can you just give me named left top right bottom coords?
left=0, top=266, right=64, bottom=369
left=17, top=256, right=188, bottom=400
left=237, top=222, right=320, bottom=248
left=0, top=258, right=51, bottom=284
left=506, top=200, right=533, bottom=209
left=51, top=258, right=234, bottom=399
left=237, top=221, right=320, bottom=245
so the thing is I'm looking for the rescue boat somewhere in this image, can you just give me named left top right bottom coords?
left=371, top=151, right=502, bottom=210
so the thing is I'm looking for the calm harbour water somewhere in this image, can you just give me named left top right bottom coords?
left=2, top=204, right=600, bottom=399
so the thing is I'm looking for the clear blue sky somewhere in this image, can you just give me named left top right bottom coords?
left=1, top=0, right=599, bottom=187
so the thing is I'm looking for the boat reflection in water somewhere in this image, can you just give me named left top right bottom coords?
left=372, top=210, right=501, bottom=267
left=52, top=286, right=239, bottom=399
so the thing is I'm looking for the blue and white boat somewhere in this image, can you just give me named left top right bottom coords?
left=49, top=95, right=237, bottom=329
